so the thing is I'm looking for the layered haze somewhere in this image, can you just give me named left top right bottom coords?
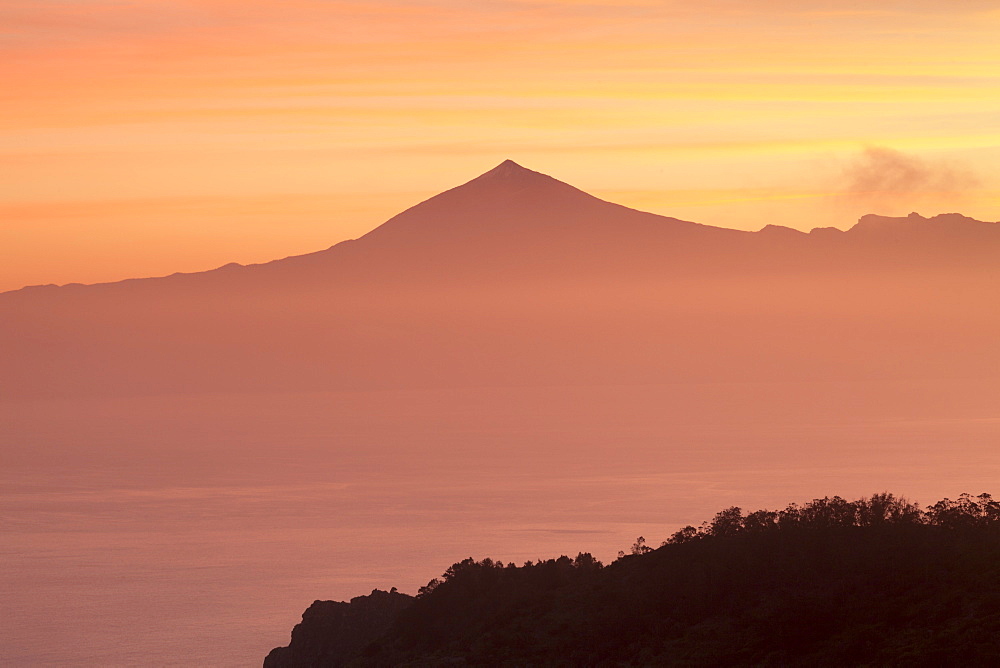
left=3, top=161, right=998, bottom=398
left=3, top=162, right=1000, bottom=665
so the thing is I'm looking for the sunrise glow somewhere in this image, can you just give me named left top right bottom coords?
left=4, top=1, right=1000, bottom=291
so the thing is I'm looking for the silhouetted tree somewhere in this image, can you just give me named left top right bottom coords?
left=665, top=525, right=700, bottom=545
left=572, top=552, right=603, bottom=570
left=416, top=578, right=441, bottom=597
left=742, top=508, right=779, bottom=532
left=630, top=536, right=653, bottom=555
left=708, top=506, right=744, bottom=537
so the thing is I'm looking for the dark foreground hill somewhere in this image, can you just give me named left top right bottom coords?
left=266, top=493, right=1000, bottom=667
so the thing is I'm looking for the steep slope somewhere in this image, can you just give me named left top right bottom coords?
left=339, top=159, right=739, bottom=279
left=264, top=590, right=414, bottom=668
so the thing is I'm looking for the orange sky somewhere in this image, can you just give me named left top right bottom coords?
left=3, top=0, right=1000, bottom=291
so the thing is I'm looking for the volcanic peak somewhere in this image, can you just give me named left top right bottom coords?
left=480, top=159, right=532, bottom=179
left=463, top=159, right=577, bottom=194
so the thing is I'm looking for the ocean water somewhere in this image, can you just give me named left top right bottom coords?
left=3, top=381, right=999, bottom=666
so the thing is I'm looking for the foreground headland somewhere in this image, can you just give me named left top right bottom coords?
left=267, top=493, right=1000, bottom=666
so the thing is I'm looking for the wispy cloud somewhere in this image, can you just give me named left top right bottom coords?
left=845, top=146, right=980, bottom=199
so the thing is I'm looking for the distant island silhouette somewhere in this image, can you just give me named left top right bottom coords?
left=2, top=160, right=998, bottom=401
left=266, top=492, right=1000, bottom=667
left=6, top=160, right=999, bottom=297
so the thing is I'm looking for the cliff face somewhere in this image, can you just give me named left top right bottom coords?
left=264, top=589, right=413, bottom=668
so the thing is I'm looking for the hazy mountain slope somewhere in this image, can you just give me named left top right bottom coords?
left=1, top=161, right=998, bottom=400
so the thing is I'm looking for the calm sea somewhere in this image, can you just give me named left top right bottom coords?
left=3, top=381, right=999, bottom=666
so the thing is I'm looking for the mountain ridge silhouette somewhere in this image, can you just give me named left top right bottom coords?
left=1, top=160, right=998, bottom=400
left=4, top=160, right=997, bottom=297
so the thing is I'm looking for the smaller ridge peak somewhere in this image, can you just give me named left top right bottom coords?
left=758, top=224, right=804, bottom=236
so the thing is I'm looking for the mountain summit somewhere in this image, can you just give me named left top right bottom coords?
left=351, top=160, right=719, bottom=269
left=460, top=159, right=594, bottom=198
left=474, top=158, right=547, bottom=181
left=451, top=159, right=586, bottom=193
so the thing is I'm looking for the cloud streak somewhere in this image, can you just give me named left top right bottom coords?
left=844, top=146, right=980, bottom=199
